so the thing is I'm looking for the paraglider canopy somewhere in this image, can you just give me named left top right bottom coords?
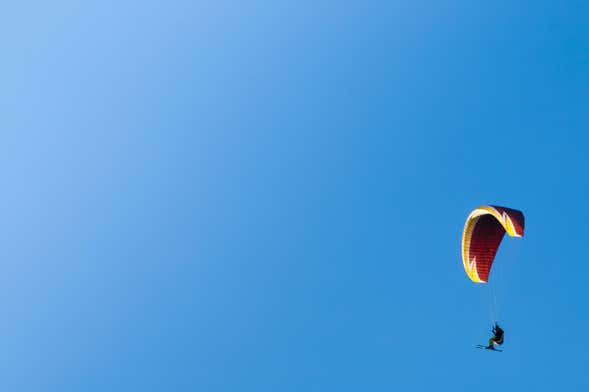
left=461, top=205, right=524, bottom=283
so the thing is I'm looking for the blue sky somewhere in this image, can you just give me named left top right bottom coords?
left=2, top=1, right=589, bottom=390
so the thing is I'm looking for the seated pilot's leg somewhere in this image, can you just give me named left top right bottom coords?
left=488, top=338, right=495, bottom=348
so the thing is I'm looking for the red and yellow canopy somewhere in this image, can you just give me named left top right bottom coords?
left=461, top=205, right=525, bottom=283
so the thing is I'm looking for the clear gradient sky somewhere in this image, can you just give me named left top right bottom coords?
left=2, top=1, right=589, bottom=391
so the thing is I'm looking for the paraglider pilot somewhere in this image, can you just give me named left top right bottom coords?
left=487, top=322, right=504, bottom=349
